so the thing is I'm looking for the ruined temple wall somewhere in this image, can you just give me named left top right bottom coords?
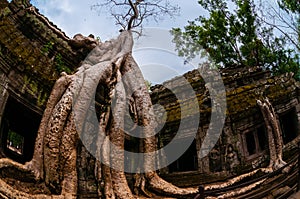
left=0, top=0, right=76, bottom=157
left=0, top=0, right=299, bottom=190
left=0, top=0, right=94, bottom=125
left=0, top=72, right=8, bottom=157
left=0, top=0, right=93, bottom=111
left=223, top=72, right=300, bottom=172
left=0, top=1, right=100, bottom=195
left=151, top=67, right=300, bottom=175
left=0, top=73, right=8, bottom=121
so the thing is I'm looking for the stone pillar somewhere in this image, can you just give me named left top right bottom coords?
left=295, top=103, right=300, bottom=134
left=0, top=73, right=9, bottom=157
left=196, top=128, right=202, bottom=172
left=196, top=127, right=210, bottom=173
left=0, top=73, right=8, bottom=127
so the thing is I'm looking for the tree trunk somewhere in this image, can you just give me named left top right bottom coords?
left=25, top=72, right=72, bottom=180
left=0, top=30, right=198, bottom=198
left=109, top=76, right=134, bottom=199
left=257, top=98, right=286, bottom=170
left=1, top=29, right=297, bottom=199
left=0, top=30, right=293, bottom=199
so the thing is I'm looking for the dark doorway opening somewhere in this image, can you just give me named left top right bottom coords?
left=244, top=125, right=268, bottom=158
left=0, top=96, right=41, bottom=163
left=245, top=132, right=256, bottom=156
left=257, top=125, right=268, bottom=151
left=279, top=107, right=298, bottom=144
left=168, top=140, right=198, bottom=173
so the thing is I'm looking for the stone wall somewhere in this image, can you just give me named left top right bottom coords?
left=151, top=66, right=300, bottom=175
left=0, top=0, right=99, bottom=196
left=0, top=0, right=299, bottom=194
left=0, top=0, right=94, bottom=110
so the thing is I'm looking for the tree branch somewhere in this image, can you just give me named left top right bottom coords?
left=127, top=0, right=143, bottom=30
left=92, top=0, right=179, bottom=32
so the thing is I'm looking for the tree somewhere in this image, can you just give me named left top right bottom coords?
left=257, top=0, right=299, bottom=50
left=0, top=56, right=290, bottom=199
left=257, top=98, right=287, bottom=170
left=0, top=1, right=197, bottom=198
left=255, top=0, right=300, bottom=80
left=172, top=0, right=300, bottom=79
left=269, top=0, right=300, bottom=46
left=91, top=0, right=179, bottom=32
left=0, top=1, right=294, bottom=198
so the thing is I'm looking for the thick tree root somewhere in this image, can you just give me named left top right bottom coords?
left=206, top=179, right=266, bottom=199
left=205, top=167, right=272, bottom=190
left=257, top=98, right=288, bottom=171
left=0, top=31, right=291, bottom=199
left=0, top=182, right=63, bottom=199
left=25, top=72, right=73, bottom=181
left=199, top=98, right=292, bottom=198
left=146, top=172, right=197, bottom=195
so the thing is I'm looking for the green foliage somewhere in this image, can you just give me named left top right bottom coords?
left=42, top=42, right=72, bottom=75
left=172, top=0, right=300, bottom=80
left=145, top=80, right=152, bottom=91
left=54, top=53, right=71, bottom=74
left=37, top=89, right=48, bottom=107
left=7, top=130, right=24, bottom=149
left=278, top=0, right=300, bottom=13
left=41, top=41, right=54, bottom=54
left=1, top=7, right=12, bottom=17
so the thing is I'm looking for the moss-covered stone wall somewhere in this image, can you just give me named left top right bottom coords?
left=151, top=66, right=300, bottom=177
left=0, top=1, right=100, bottom=197
left=0, top=0, right=92, bottom=111
left=0, top=0, right=299, bottom=191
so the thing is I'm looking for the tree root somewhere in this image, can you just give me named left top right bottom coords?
left=0, top=31, right=291, bottom=199
left=146, top=172, right=198, bottom=196
left=205, top=167, right=272, bottom=191
left=206, top=179, right=266, bottom=199
left=257, top=98, right=288, bottom=171
left=24, top=72, right=73, bottom=181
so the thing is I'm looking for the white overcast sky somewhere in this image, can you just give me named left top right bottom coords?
left=30, top=0, right=207, bottom=84
left=29, top=0, right=282, bottom=84
left=31, top=0, right=202, bottom=39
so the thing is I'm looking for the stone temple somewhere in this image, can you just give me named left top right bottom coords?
left=0, top=0, right=299, bottom=198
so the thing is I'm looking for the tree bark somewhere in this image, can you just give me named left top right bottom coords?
left=102, top=136, right=115, bottom=199
left=121, top=53, right=198, bottom=197
left=60, top=113, right=78, bottom=198
left=25, top=72, right=72, bottom=180
left=1, top=30, right=289, bottom=199
left=43, top=87, right=74, bottom=192
left=110, top=74, right=134, bottom=199
left=257, top=98, right=286, bottom=170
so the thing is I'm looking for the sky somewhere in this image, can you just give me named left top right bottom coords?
left=31, top=0, right=202, bottom=39
left=29, top=1, right=287, bottom=84
left=30, top=0, right=206, bottom=84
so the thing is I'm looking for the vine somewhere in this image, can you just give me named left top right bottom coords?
left=54, top=53, right=71, bottom=74
left=41, top=41, right=54, bottom=55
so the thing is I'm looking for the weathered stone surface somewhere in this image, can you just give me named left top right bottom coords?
left=0, top=0, right=299, bottom=197
left=0, top=0, right=99, bottom=197
left=0, top=0, right=95, bottom=110
left=151, top=66, right=300, bottom=178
